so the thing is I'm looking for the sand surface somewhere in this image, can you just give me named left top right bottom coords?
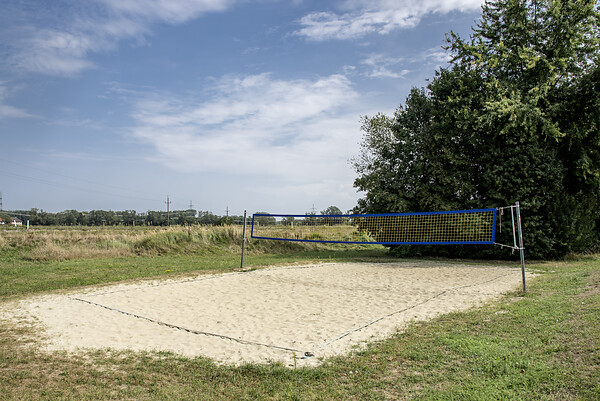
left=2, top=261, right=532, bottom=366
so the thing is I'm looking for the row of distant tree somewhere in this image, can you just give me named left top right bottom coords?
left=1, top=206, right=344, bottom=227
left=253, top=206, right=345, bottom=226
left=1, top=209, right=239, bottom=226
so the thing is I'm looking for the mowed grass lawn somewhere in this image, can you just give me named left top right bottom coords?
left=0, top=226, right=599, bottom=400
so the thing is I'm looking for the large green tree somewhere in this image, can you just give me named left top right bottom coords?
left=353, top=0, right=600, bottom=258
left=321, top=206, right=343, bottom=215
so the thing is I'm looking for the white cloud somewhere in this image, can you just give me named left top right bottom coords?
left=125, top=73, right=361, bottom=185
left=0, top=103, right=32, bottom=120
left=0, top=83, right=35, bottom=119
left=7, top=0, right=237, bottom=76
left=354, top=46, right=452, bottom=80
left=361, top=54, right=410, bottom=79
left=415, top=46, right=452, bottom=64
left=12, top=29, right=102, bottom=76
left=296, top=10, right=418, bottom=41
left=296, top=0, right=483, bottom=41
left=100, top=0, right=234, bottom=23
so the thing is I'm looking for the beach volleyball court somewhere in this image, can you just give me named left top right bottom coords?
left=5, top=261, right=530, bottom=366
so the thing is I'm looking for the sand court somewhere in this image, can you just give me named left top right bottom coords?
left=3, top=261, right=532, bottom=366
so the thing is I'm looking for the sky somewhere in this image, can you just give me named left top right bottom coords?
left=0, top=0, right=484, bottom=216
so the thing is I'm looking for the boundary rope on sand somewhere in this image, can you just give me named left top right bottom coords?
left=70, top=297, right=306, bottom=354
left=71, top=267, right=518, bottom=359
left=312, top=272, right=515, bottom=354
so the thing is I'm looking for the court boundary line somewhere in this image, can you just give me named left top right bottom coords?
left=69, top=265, right=519, bottom=359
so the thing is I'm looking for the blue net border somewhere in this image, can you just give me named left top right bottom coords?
left=251, top=208, right=497, bottom=245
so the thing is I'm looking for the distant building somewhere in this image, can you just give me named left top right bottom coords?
left=0, top=218, right=4, bottom=225
left=11, top=217, right=22, bottom=227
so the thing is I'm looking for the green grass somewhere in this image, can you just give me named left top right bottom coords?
left=0, top=249, right=388, bottom=300
left=0, top=225, right=387, bottom=299
left=1, top=227, right=599, bottom=400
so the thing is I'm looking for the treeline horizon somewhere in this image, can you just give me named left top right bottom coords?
left=0, top=208, right=243, bottom=226
left=1, top=205, right=345, bottom=227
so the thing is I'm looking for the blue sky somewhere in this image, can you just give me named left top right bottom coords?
left=0, top=0, right=484, bottom=215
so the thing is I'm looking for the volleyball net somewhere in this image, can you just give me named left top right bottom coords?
left=248, top=203, right=526, bottom=291
left=251, top=208, right=496, bottom=245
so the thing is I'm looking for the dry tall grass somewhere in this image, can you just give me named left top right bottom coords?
left=0, top=225, right=248, bottom=261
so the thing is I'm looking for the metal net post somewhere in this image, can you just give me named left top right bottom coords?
left=515, top=202, right=526, bottom=292
left=240, top=210, right=247, bottom=269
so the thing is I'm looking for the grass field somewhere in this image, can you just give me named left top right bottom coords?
left=1, top=226, right=599, bottom=400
